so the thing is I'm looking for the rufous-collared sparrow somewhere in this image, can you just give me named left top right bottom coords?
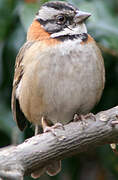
left=11, top=1, right=105, bottom=178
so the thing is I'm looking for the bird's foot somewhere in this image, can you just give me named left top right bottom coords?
left=74, top=114, right=85, bottom=122
left=35, top=125, right=42, bottom=135
left=73, top=113, right=95, bottom=129
left=73, top=114, right=87, bottom=129
left=41, top=117, right=64, bottom=136
left=44, top=123, right=64, bottom=136
left=74, top=113, right=95, bottom=122
left=84, top=113, right=96, bottom=121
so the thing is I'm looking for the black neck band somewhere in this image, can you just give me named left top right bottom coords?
left=54, top=33, right=88, bottom=42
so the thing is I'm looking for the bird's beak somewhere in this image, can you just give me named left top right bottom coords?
left=74, top=10, right=91, bottom=23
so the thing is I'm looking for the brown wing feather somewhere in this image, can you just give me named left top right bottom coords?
left=11, top=41, right=35, bottom=131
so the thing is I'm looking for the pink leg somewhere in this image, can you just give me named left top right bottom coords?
left=41, top=117, right=64, bottom=136
left=74, top=113, right=95, bottom=122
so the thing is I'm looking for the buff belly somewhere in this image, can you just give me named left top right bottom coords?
left=19, top=39, right=105, bottom=125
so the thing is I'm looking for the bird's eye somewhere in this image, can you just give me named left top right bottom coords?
left=56, top=15, right=66, bottom=24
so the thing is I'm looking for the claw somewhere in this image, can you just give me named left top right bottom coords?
left=41, top=117, right=64, bottom=136
left=84, top=113, right=96, bottom=121
left=73, top=114, right=88, bottom=130
left=74, top=113, right=95, bottom=122
left=74, top=114, right=85, bottom=122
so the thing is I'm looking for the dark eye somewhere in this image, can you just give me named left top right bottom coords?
left=56, top=15, right=66, bottom=24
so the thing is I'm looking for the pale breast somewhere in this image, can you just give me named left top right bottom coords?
left=19, top=39, right=105, bottom=125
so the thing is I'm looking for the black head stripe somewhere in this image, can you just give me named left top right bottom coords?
left=43, top=2, right=75, bottom=11
left=37, top=18, right=54, bottom=26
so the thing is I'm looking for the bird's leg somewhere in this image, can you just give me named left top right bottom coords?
left=74, top=113, right=95, bottom=122
left=35, top=125, right=41, bottom=135
left=41, top=116, right=64, bottom=136
left=84, top=113, right=96, bottom=121
left=74, top=114, right=84, bottom=122
left=73, top=113, right=95, bottom=130
left=73, top=114, right=88, bottom=129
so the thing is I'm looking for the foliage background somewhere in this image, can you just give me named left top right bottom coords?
left=0, top=0, right=118, bottom=179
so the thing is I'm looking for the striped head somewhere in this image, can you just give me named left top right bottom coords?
left=27, top=1, right=91, bottom=41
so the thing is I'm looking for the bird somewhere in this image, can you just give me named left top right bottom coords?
left=11, top=1, right=105, bottom=178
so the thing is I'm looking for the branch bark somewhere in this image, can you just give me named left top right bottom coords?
left=0, top=106, right=118, bottom=179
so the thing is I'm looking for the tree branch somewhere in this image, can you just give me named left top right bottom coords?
left=0, top=106, right=118, bottom=179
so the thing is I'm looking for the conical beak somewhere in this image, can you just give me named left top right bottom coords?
left=74, top=10, right=91, bottom=23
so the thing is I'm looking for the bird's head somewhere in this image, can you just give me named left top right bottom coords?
left=27, top=1, right=91, bottom=41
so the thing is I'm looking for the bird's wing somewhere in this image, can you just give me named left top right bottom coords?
left=11, top=41, right=35, bottom=131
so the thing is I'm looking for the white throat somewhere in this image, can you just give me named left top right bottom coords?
left=51, top=23, right=87, bottom=38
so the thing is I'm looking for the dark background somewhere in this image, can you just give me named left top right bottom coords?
left=0, top=0, right=118, bottom=179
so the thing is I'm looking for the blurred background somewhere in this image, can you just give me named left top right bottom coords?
left=0, top=0, right=118, bottom=179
